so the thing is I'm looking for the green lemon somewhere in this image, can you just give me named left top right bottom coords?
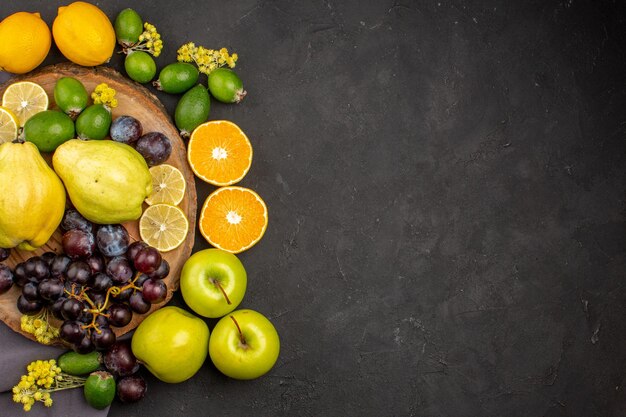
left=84, top=371, right=115, bottom=410
left=114, top=8, right=143, bottom=47
left=174, top=84, right=210, bottom=138
left=23, top=110, right=75, bottom=152
left=125, top=51, right=156, bottom=84
left=153, top=62, right=199, bottom=94
left=208, top=68, right=247, bottom=103
left=54, top=77, right=88, bottom=118
left=75, top=104, right=111, bottom=140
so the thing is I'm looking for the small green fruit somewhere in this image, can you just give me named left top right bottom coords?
left=125, top=51, right=156, bottom=84
left=23, top=110, right=75, bottom=152
left=153, top=62, right=199, bottom=94
left=75, top=104, right=112, bottom=140
left=54, top=77, right=88, bottom=118
left=174, top=84, right=210, bottom=138
left=208, top=68, right=247, bottom=104
left=114, top=8, right=143, bottom=47
left=84, top=371, right=116, bottom=410
left=58, top=351, right=102, bottom=376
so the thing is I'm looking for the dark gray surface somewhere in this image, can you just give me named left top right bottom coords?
left=1, top=0, right=626, bottom=416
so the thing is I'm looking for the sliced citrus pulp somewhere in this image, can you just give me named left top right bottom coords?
left=145, top=164, right=186, bottom=206
left=199, top=186, right=268, bottom=254
left=1, top=81, right=49, bottom=126
left=139, top=204, right=189, bottom=252
left=187, top=120, right=253, bottom=186
left=0, top=106, right=19, bottom=144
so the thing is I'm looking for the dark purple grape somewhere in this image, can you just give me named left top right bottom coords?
left=74, top=334, right=95, bottom=354
left=89, top=292, right=107, bottom=309
left=133, top=247, right=162, bottom=274
left=66, top=261, right=92, bottom=285
left=85, top=254, right=105, bottom=274
left=91, top=327, right=116, bottom=349
left=0, top=264, right=13, bottom=294
left=38, top=278, right=64, bottom=302
left=104, top=341, right=140, bottom=377
left=110, top=115, right=143, bottom=144
left=50, top=255, right=72, bottom=278
left=135, top=273, right=149, bottom=287
left=22, top=282, right=39, bottom=302
left=117, top=375, right=146, bottom=403
left=24, top=257, right=49, bottom=281
left=64, top=281, right=84, bottom=297
left=60, top=320, right=86, bottom=344
left=62, top=209, right=93, bottom=233
left=0, top=247, right=10, bottom=262
left=91, top=273, right=113, bottom=293
left=141, top=279, right=167, bottom=304
left=113, top=286, right=133, bottom=302
left=107, top=303, right=132, bottom=327
left=95, top=314, right=109, bottom=328
left=126, top=241, right=147, bottom=262
left=13, top=263, right=29, bottom=287
left=97, top=225, right=130, bottom=257
left=61, top=298, right=85, bottom=321
left=135, top=132, right=172, bottom=166
left=62, top=229, right=96, bottom=259
left=79, top=309, right=93, bottom=324
left=50, top=297, right=67, bottom=320
left=107, top=256, right=133, bottom=284
left=40, top=251, right=57, bottom=265
left=128, top=291, right=150, bottom=314
left=17, top=295, right=42, bottom=315
left=147, top=259, right=169, bottom=280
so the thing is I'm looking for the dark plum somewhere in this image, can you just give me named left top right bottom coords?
left=117, top=375, right=146, bottom=403
left=135, top=132, right=172, bottom=166
left=96, top=224, right=130, bottom=257
left=133, top=247, right=161, bottom=274
left=104, top=341, right=140, bottom=377
left=110, top=115, right=143, bottom=144
left=0, top=264, right=13, bottom=294
left=141, top=279, right=167, bottom=304
left=38, top=278, right=64, bottom=302
left=66, top=261, right=92, bottom=285
left=17, top=295, right=42, bottom=315
left=107, top=256, right=133, bottom=284
left=62, top=229, right=96, bottom=259
left=61, top=209, right=93, bottom=233
left=107, top=303, right=132, bottom=327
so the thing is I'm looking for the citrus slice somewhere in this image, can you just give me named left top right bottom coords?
left=199, top=186, right=268, bottom=254
left=139, top=204, right=189, bottom=252
left=187, top=120, right=253, bottom=186
left=144, top=164, right=186, bottom=206
left=0, top=106, right=19, bottom=144
left=1, top=81, right=49, bottom=126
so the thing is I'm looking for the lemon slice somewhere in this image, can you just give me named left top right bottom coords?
left=139, top=204, right=189, bottom=252
left=2, top=81, right=49, bottom=126
left=0, top=106, right=19, bottom=144
left=145, top=164, right=186, bottom=206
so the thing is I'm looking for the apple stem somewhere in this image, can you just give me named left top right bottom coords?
left=230, top=315, right=247, bottom=346
left=213, top=279, right=232, bottom=305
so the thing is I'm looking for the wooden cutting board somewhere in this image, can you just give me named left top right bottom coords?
left=0, top=63, right=197, bottom=344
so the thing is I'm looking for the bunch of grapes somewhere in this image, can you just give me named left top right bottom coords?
left=12, top=209, right=170, bottom=353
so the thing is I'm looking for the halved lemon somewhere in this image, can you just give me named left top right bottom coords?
left=145, top=164, right=186, bottom=206
left=199, top=186, right=268, bottom=254
left=2, top=81, right=49, bottom=126
left=139, top=204, right=189, bottom=252
left=0, top=106, right=19, bottom=144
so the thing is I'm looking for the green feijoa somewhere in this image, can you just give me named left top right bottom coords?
left=23, top=110, right=75, bottom=152
left=58, top=351, right=102, bottom=376
left=76, top=104, right=112, bottom=140
left=54, top=77, right=88, bottom=118
left=114, top=8, right=143, bottom=47
left=208, top=68, right=247, bottom=104
left=174, top=84, right=210, bottom=138
left=153, top=62, right=199, bottom=94
left=125, top=51, right=156, bottom=84
left=84, top=371, right=116, bottom=410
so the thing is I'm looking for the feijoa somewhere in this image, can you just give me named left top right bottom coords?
left=115, top=8, right=143, bottom=47
left=84, top=371, right=116, bottom=410
left=54, top=77, right=88, bottom=118
left=153, top=62, right=199, bottom=94
left=76, top=104, right=112, bottom=140
left=23, top=110, right=75, bottom=152
left=174, top=84, right=210, bottom=138
left=58, top=350, right=102, bottom=376
left=125, top=51, right=156, bottom=84
left=208, top=68, right=247, bottom=104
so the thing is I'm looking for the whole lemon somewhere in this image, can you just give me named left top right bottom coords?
left=0, top=12, right=51, bottom=74
left=53, top=2, right=115, bottom=66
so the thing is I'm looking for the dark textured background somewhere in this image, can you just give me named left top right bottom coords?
left=2, top=0, right=626, bottom=415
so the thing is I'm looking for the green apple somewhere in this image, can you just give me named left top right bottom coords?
left=131, top=306, right=209, bottom=383
left=209, top=309, right=280, bottom=380
left=180, top=248, right=247, bottom=318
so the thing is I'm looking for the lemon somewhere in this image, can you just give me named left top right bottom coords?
left=0, top=107, right=19, bottom=144
left=0, top=12, right=51, bottom=74
left=145, top=164, right=186, bottom=206
left=139, top=204, right=189, bottom=252
left=53, top=2, right=116, bottom=67
left=2, top=81, right=49, bottom=126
